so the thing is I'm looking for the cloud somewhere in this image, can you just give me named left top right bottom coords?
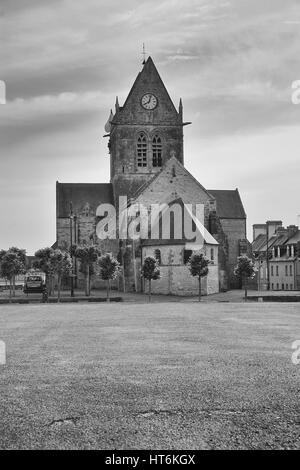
left=0, top=0, right=300, bottom=252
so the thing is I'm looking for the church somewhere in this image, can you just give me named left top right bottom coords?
left=56, top=57, right=248, bottom=295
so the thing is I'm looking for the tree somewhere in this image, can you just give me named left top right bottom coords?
left=187, top=252, right=209, bottom=302
left=99, top=253, right=121, bottom=301
left=234, top=255, right=257, bottom=301
left=34, top=247, right=55, bottom=296
left=0, top=250, right=7, bottom=288
left=49, top=250, right=72, bottom=302
left=0, top=248, right=26, bottom=299
left=75, top=245, right=100, bottom=296
left=141, top=256, right=160, bottom=302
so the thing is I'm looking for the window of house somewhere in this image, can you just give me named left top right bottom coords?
left=276, top=266, right=279, bottom=276
left=184, top=249, right=193, bottom=264
left=137, top=133, right=147, bottom=167
left=154, top=249, right=161, bottom=265
left=210, top=248, right=214, bottom=262
left=285, top=265, right=288, bottom=276
left=271, top=266, right=274, bottom=276
left=276, top=283, right=279, bottom=290
left=282, top=284, right=285, bottom=290
left=152, top=135, right=162, bottom=167
left=290, top=284, right=293, bottom=290
left=290, top=265, right=293, bottom=276
left=271, top=283, right=274, bottom=290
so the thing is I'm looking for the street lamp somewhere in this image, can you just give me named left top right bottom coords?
left=266, top=221, right=270, bottom=291
left=69, top=202, right=74, bottom=297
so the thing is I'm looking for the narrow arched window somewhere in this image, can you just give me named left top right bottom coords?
left=152, top=135, right=162, bottom=167
left=137, top=133, right=147, bottom=167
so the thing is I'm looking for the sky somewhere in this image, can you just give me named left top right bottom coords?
left=0, top=0, right=300, bottom=254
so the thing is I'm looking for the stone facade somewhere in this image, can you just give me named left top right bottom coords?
left=252, top=222, right=300, bottom=291
left=56, top=56, right=248, bottom=295
left=142, top=244, right=218, bottom=296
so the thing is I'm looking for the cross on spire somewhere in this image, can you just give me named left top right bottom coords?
left=142, top=43, right=146, bottom=65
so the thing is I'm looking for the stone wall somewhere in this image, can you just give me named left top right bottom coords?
left=219, top=218, right=247, bottom=288
left=142, top=244, right=219, bottom=296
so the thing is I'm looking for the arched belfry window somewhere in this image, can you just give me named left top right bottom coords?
left=137, top=133, right=147, bottom=167
left=152, top=135, right=162, bottom=167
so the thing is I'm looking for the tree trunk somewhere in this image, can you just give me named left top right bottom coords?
left=106, top=279, right=110, bottom=302
left=149, top=279, right=151, bottom=302
left=244, top=276, right=248, bottom=302
left=48, top=275, right=53, bottom=297
left=12, top=275, right=16, bottom=297
left=57, top=275, right=61, bottom=302
left=198, top=276, right=201, bottom=302
left=86, top=266, right=90, bottom=296
left=45, top=274, right=49, bottom=299
left=9, top=279, right=12, bottom=302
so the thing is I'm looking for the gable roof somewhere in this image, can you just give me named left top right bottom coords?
left=133, top=156, right=214, bottom=202
left=56, top=182, right=113, bottom=218
left=113, top=56, right=180, bottom=125
left=208, top=189, right=246, bottom=219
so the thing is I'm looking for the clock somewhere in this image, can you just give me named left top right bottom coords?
left=141, top=93, right=158, bottom=110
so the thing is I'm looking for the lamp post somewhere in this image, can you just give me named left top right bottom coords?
left=69, top=202, right=74, bottom=297
left=74, top=214, right=77, bottom=289
left=266, top=221, right=270, bottom=291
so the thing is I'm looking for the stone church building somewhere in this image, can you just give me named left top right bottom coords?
left=56, top=57, right=248, bottom=295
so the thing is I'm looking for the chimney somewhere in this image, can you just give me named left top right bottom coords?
left=253, top=224, right=266, bottom=241
left=266, top=220, right=282, bottom=237
left=287, top=225, right=298, bottom=238
left=276, top=226, right=287, bottom=234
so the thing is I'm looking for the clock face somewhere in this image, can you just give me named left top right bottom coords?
left=141, top=93, right=158, bottom=110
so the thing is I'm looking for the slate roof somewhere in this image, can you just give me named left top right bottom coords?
left=56, top=181, right=247, bottom=222
left=271, top=232, right=290, bottom=247
left=252, top=234, right=267, bottom=252
left=208, top=189, right=246, bottom=219
left=286, top=231, right=300, bottom=244
left=56, top=182, right=113, bottom=218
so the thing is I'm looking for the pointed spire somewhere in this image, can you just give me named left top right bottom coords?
left=179, top=98, right=183, bottom=119
left=115, top=96, right=119, bottom=113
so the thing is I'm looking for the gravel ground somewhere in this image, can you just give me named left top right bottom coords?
left=0, top=302, right=299, bottom=450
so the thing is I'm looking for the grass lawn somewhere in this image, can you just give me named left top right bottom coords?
left=0, top=303, right=299, bottom=450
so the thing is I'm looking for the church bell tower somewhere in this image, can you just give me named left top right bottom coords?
left=104, top=57, right=186, bottom=201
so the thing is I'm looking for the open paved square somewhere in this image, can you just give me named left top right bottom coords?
left=0, top=302, right=299, bottom=449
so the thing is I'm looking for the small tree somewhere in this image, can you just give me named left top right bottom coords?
left=99, top=253, right=121, bottom=301
left=187, top=252, right=209, bottom=301
left=49, top=250, right=72, bottom=302
left=8, top=247, right=26, bottom=296
left=0, top=248, right=26, bottom=298
left=34, top=247, right=55, bottom=296
left=141, top=256, right=160, bottom=302
left=75, top=245, right=100, bottom=296
left=234, top=255, right=256, bottom=301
